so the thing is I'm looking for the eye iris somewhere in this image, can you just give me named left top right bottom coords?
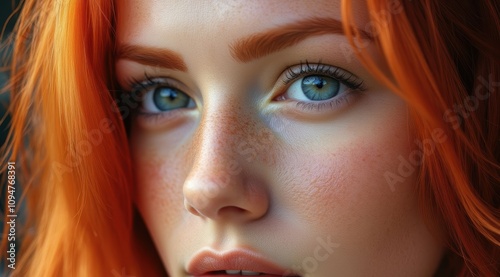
left=301, top=75, right=339, bottom=101
left=153, top=87, right=190, bottom=111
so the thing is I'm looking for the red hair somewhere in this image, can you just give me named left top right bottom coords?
left=1, top=0, right=499, bottom=276
left=342, top=0, right=500, bottom=275
left=2, top=0, right=164, bottom=275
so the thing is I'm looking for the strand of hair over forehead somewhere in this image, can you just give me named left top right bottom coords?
left=341, top=0, right=500, bottom=276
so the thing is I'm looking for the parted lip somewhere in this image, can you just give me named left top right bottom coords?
left=186, top=248, right=300, bottom=276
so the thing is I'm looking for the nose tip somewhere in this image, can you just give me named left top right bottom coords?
left=183, top=175, right=269, bottom=222
left=183, top=178, right=226, bottom=218
left=182, top=104, right=271, bottom=223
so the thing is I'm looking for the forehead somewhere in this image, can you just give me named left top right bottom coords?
left=116, top=0, right=369, bottom=46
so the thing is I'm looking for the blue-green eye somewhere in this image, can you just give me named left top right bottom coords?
left=279, top=63, right=365, bottom=106
left=142, top=86, right=195, bottom=112
left=300, top=75, right=340, bottom=100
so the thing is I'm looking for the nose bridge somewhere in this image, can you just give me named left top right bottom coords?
left=182, top=99, right=270, bottom=221
left=192, top=102, right=246, bottom=171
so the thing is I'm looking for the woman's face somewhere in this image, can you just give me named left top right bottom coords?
left=115, top=0, right=443, bottom=276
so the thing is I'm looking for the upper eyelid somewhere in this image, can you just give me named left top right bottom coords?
left=283, top=62, right=337, bottom=84
left=123, top=62, right=366, bottom=96
left=127, top=75, right=187, bottom=94
left=280, top=62, right=366, bottom=90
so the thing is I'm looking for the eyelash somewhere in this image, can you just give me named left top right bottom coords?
left=279, top=60, right=366, bottom=112
left=124, top=74, right=182, bottom=122
left=127, top=73, right=178, bottom=95
left=123, top=61, right=366, bottom=122
left=283, top=60, right=365, bottom=89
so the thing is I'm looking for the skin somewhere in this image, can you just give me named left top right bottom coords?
left=115, top=0, right=444, bottom=276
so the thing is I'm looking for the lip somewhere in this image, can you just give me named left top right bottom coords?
left=186, top=248, right=300, bottom=276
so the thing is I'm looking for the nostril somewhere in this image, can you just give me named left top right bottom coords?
left=184, top=198, right=202, bottom=216
left=217, top=206, right=247, bottom=216
left=182, top=172, right=269, bottom=221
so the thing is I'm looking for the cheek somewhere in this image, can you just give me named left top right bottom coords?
left=278, top=140, right=415, bottom=230
left=131, top=136, right=189, bottom=243
left=135, top=156, right=183, bottom=221
left=277, top=106, right=415, bottom=226
left=272, top=109, right=434, bottom=273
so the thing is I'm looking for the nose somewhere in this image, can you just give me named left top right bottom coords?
left=183, top=105, right=270, bottom=222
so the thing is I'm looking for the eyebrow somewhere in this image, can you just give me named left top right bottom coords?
left=230, top=17, right=371, bottom=63
left=116, top=17, right=370, bottom=70
left=115, top=44, right=188, bottom=71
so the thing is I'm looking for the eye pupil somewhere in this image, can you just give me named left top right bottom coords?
left=153, top=87, right=190, bottom=111
left=305, top=76, right=326, bottom=89
left=158, top=89, right=177, bottom=100
left=301, top=75, right=339, bottom=101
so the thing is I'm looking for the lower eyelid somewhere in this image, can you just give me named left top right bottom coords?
left=134, top=108, right=194, bottom=129
left=296, top=94, right=351, bottom=111
left=275, top=90, right=363, bottom=116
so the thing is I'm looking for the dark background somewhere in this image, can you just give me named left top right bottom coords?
left=1, top=0, right=21, bottom=146
left=0, top=1, right=19, bottom=38
left=1, top=2, right=21, bottom=274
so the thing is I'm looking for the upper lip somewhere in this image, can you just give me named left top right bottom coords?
left=186, top=248, right=298, bottom=276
